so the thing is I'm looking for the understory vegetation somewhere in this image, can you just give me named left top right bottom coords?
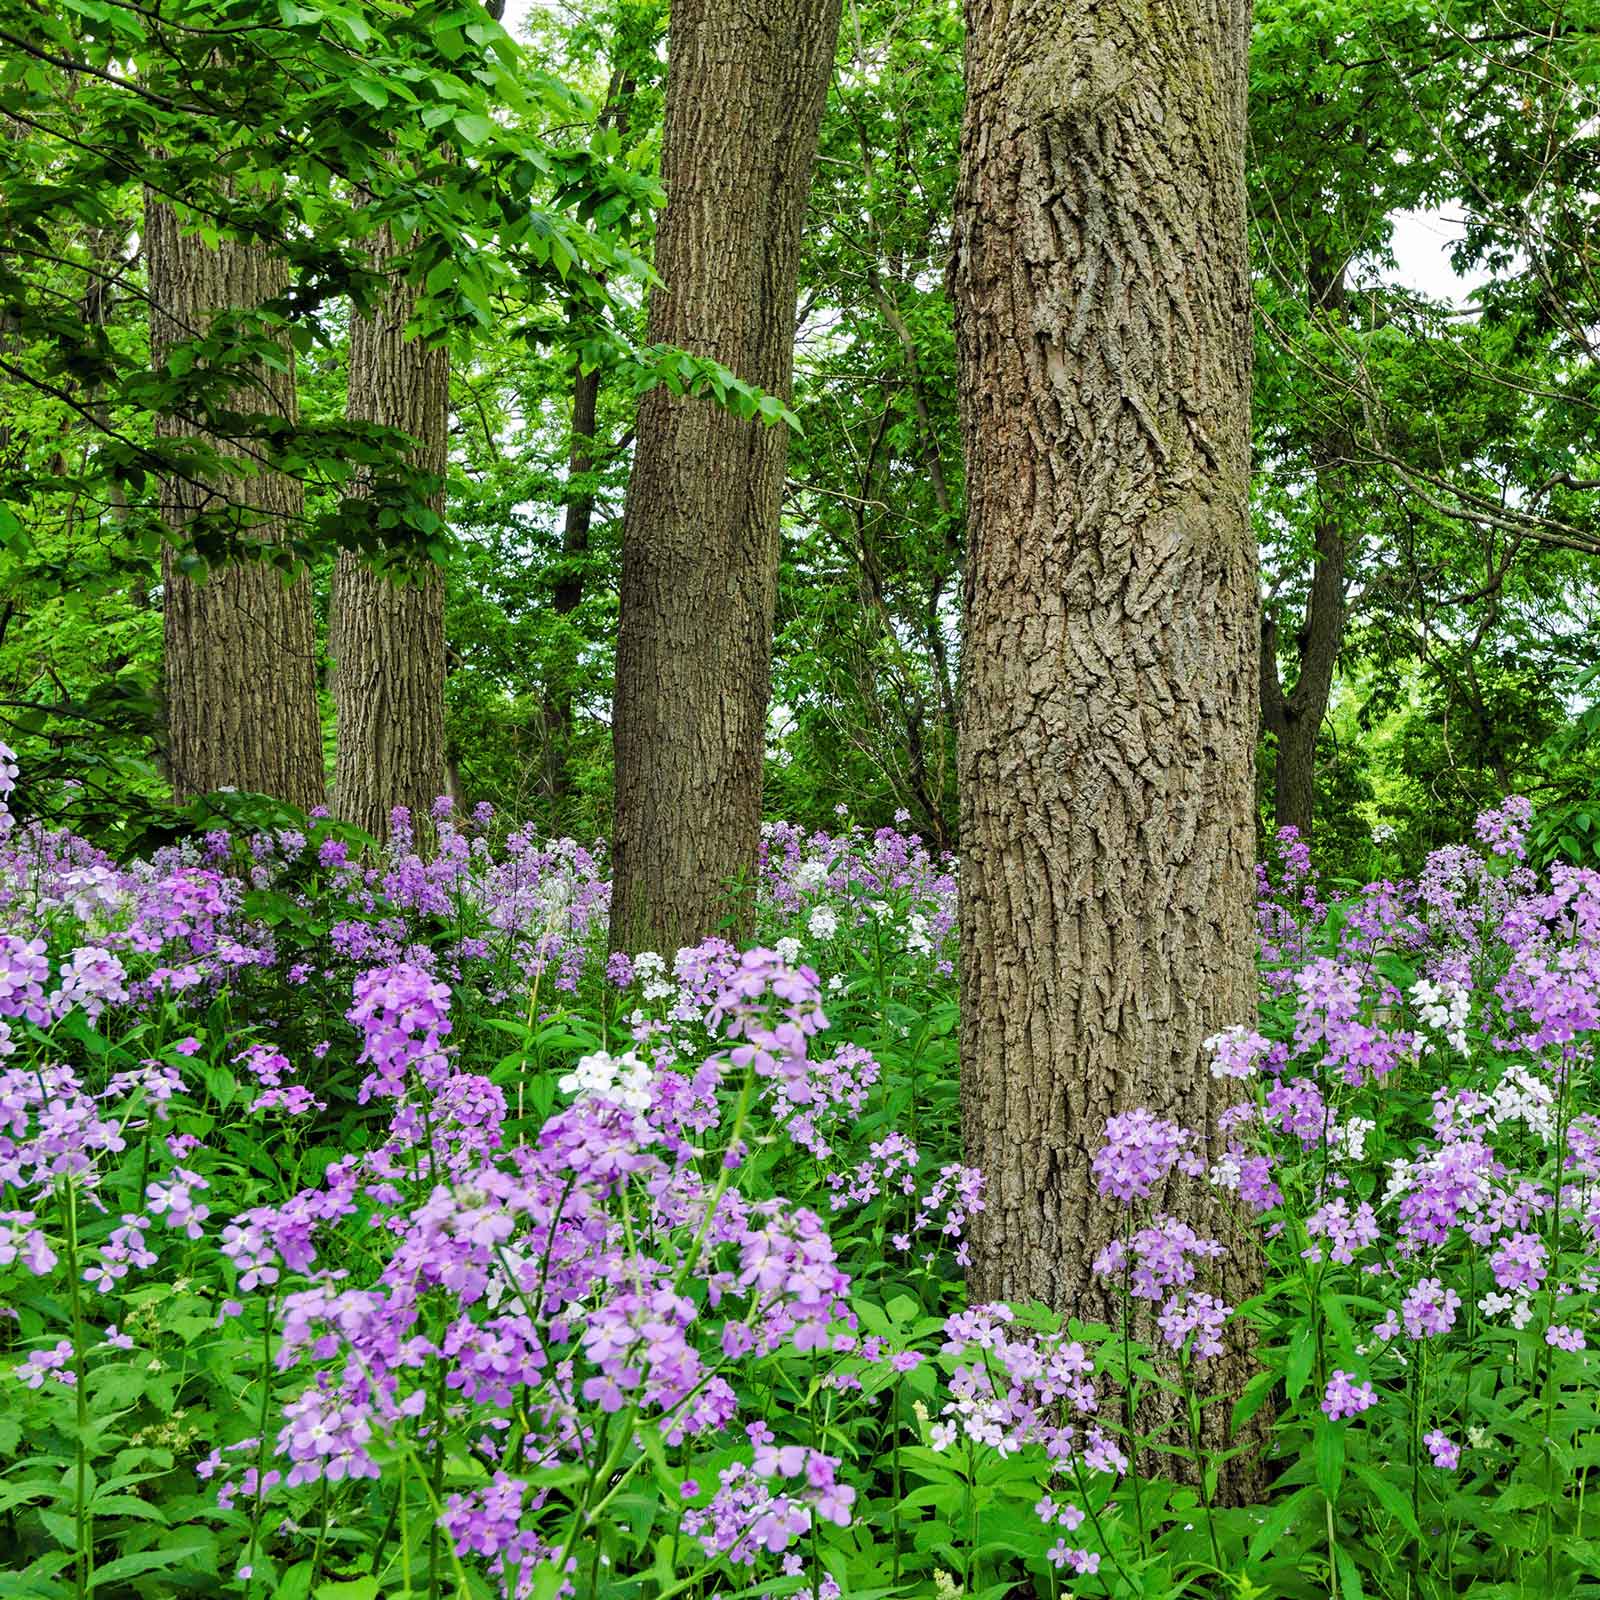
left=4, top=754, right=1600, bottom=1599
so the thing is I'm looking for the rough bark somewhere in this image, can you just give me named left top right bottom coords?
left=951, top=0, right=1262, bottom=1452
left=608, top=0, right=842, bottom=954
left=1260, top=264, right=1349, bottom=842
left=145, top=193, right=326, bottom=810
left=330, top=221, right=449, bottom=845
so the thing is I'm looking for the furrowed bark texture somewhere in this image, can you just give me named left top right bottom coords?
left=331, top=221, right=448, bottom=844
left=608, top=0, right=842, bottom=954
left=951, top=0, right=1263, bottom=1433
left=145, top=196, right=325, bottom=809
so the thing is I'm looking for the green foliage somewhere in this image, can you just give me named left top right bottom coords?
left=3, top=0, right=1599, bottom=869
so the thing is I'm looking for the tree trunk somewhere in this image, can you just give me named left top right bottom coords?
left=1260, top=262, right=1349, bottom=843
left=608, top=0, right=842, bottom=954
left=951, top=0, right=1262, bottom=1442
left=145, top=194, right=326, bottom=810
left=330, top=221, right=448, bottom=845
left=1260, top=494, right=1344, bottom=840
left=542, top=356, right=601, bottom=807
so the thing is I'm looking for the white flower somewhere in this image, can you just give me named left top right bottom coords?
left=1208, top=1152, right=1242, bottom=1191
left=633, top=951, right=666, bottom=978
left=1491, top=1065, right=1554, bottom=1142
left=1203, top=1024, right=1271, bottom=1081
left=906, top=912, right=933, bottom=956
left=808, top=905, right=838, bottom=940
left=795, top=860, right=828, bottom=892
left=1380, top=1158, right=1412, bottom=1207
left=775, top=936, right=802, bottom=965
left=1371, top=822, right=1396, bottom=844
left=827, top=975, right=845, bottom=993
left=557, top=1049, right=653, bottom=1113
left=1332, top=1116, right=1376, bottom=1163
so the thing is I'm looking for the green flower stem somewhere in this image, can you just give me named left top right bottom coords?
left=61, top=1181, right=93, bottom=1600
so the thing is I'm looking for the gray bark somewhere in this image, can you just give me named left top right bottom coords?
left=608, top=0, right=843, bottom=954
left=145, top=193, right=325, bottom=809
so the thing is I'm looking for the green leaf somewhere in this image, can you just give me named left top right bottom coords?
left=313, top=1580, right=379, bottom=1600
left=1247, top=1482, right=1316, bottom=1565
left=86, top=1493, right=167, bottom=1524
left=1284, top=1326, right=1317, bottom=1398
left=90, top=1545, right=209, bottom=1587
left=1351, top=1463, right=1421, bottom=1539
left=1333, top=1545, right=1367, bottom=1600
left=1315, top=1420, right=1346, bottom=1501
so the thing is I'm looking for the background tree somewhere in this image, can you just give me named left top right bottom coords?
left=951, top=0, right=1261, bottom=1406
left=608, top=0, right=844, bottom=952
left=330, top=215, right=450, bottom=842
left=144, top=194, right=325, bottom=808
left=771, top=0, right=965, bottom=849
left=1248, top=0, right=1600, bottom=852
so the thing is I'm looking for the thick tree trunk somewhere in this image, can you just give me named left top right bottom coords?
left=951, top=0, right=1262, bottom=1445
left=330, top=221, right=448, bottom=845
left=608, top=0, right=842, bottom=954
left=145, top=194, right=325, bottom=810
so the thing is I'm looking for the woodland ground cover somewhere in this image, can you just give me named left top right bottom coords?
left=3, top=745, right=1600, bottom=1599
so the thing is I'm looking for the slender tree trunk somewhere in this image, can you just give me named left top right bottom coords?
left=608, top=0, right=842, bottom=954
left=542, top=356, right=601, bottom=807
left=1260, top=497, right=1345, bottom=838
left=330, top=221, right=448, bottom=844
left=951, top=0, right=1262, bottom=1454
left=1260, top=263, right=1349, bottom=842
left=145, top=194, right=325, bottom=809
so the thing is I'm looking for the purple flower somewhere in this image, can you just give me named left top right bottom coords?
left=1400, top=1278, right=1462, bottom=1340
left=15, top=1340, right=75, bottom=1389
left=1322, top=1370, right=1377, bottom=1421
left=1091, top=1110, right=1202, bottom=1202
left=1490, top=1232, right=1547, bottom=1293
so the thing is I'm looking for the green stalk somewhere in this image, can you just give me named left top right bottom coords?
left=1119, top=1207, right=1148, bottom=1556
left=61, top=1181, right=93, bottom=1600
left=242, top=1293, right=276, bottom=1599
left=1178, top=1350, right=1222, bottom=1570
left=890, top=1382, right=902, bottom=1589
left=427, top=1359, right=447, bottom=1600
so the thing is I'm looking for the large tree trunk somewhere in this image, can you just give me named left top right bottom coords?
left=951, top=0, right=1262, bottom=1440
left=608, top=0, right=842, bottom=954
left=145, top=196, right=326, bottom=809
left=330, top=221, right=448, bottom=845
